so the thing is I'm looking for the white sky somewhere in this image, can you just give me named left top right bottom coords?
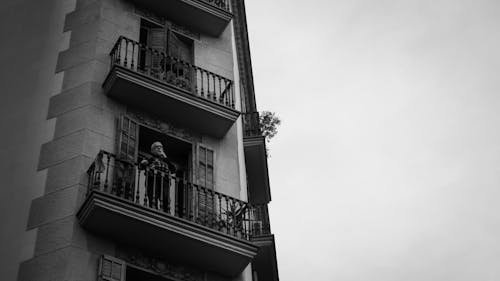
left=245, top=0, right=500, bottom=280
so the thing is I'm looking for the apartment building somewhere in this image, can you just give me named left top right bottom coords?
left=0, top=0, right=278, bottom=280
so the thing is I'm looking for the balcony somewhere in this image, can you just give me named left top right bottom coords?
left=77, top=151, right=268, bottom=277
left=103, top=37, right=240, bottom=138
left=243, top=112, right=271, bottom=203
left=252, top=235, right=279, bottom=281
left=246, top=204, right=278, bottom=281
left=130, top=0, right=232, bottom=36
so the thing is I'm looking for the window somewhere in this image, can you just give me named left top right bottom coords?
left=98, top=255, right=173, bottom=281
left=139, top=19, right=194, bottom=91
left=118, top=116, right=139, bottom=163
left=98, top=256, right=126, bottom=281
left=197, top=145, right=216, bottom=224
left=115, top=116, right=219, bottom=222
left=116, top=116, right=193, bottom=215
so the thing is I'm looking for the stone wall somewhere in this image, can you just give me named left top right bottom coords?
left=16, top=0, right=249, bottom=280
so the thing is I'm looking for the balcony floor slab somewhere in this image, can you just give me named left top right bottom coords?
left=77, top=191, right=258, bottom=277
left=103, top=66, right=240, bottom=138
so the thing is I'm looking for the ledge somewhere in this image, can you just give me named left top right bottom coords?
left=103, top=66, right=240, bottom=138
left=251, top=235, right=279, bottom=281
left=244, top=136, right=271, bottom=203
left=77, top=191, right=259, bottom=277
left=129, top=0, right=232, bottom=36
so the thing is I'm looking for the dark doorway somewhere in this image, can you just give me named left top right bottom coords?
left=138, top=125, right=193, bottom=218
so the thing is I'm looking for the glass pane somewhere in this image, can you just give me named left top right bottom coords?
left=207, top=167, right=213, bottom=188
left=207, top=150, right=213, bottom=165
left=128, top=141, right=135, bottom=159
left=122, top=117, right=128, bottom=131
left=101, top=259, right=112, bottom=277
left=199, top=164, right=206, bottom=186
left=120, top=137, right=127, bottom=158
left=130, top=122, right=136, bottom=138
left=111, top=262, right=122, bottom=280
left=199, top=147, right=206, bottom=163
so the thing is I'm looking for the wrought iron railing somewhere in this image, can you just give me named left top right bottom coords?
left=248, top=204, right=271, bottom=237
left=243, top=112, right=261, bottom=137
left=204, top=0, right=231, bottom=11
left=87, top=151, right=269, bottom=239
left=110, top=36, right=235, bottom=109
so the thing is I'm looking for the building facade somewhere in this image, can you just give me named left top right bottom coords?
left=0, top=0, right=278, bottom=280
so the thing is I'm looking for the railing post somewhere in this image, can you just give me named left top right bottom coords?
left=159, top=171, right=165, bottom=211
left=135, top=166, right=141, bottom=204
left=143, top=167, right=149, bottom=206
left=187, top=182, right=193, bottom=221
left=217, top=193, right=222, bottom=230
left=174, top=176, right=180, bottom=217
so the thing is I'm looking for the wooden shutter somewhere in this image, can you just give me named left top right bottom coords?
left=149, top=28, right=166, bottom=75
left=167, top=30, right=193, bottom=90
left=198, top=146, right=214, bottom=188
left=198, top=146, right=215, bottom=221
left=98, top=255, right=126, bottom=281
left=116, top=116, right=139, bottom=198
left=168, top=31, right=192, bottom=63
left=117, top=116, right=139, bottom=163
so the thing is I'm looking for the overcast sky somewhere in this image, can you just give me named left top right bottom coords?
left=245, top=0, right=500, bottom=280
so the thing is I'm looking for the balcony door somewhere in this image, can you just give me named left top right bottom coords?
left=115, top=115, right=194, bottom=216
left=139, top=19, right=165, bottom=77
left=168, top=31, right=193, bottom=64
left=136, top=124, right=193, bottom=218
left=139, top=19, right=194, bottom=91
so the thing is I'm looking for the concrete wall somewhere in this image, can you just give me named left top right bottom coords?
left=19, top=0, right=128, bottom=280
left=195, top=25, right=235, bottom=80
left=0, top=0, right=70, bottom=280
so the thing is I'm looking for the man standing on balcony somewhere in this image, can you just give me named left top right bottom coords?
left=140, top=141, right=176, bottom=212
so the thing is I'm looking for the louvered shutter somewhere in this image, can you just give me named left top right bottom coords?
left=98, top=255, right=126, bottom=281
left=169, top=31, right=193, bottom=63
left=198, top=146, right=215, bottom=223
left=167, top=31, right=193, bottom=91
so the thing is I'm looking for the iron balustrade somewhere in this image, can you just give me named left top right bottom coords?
left=243, top=112, right=262, bottom=137
left=204, top=0, right=231, bottom=11
left=87, top=150, right=269, bottom=239
left=248, top=204, right=271, bottom=237
left=110, top=36, right=235, bottom=109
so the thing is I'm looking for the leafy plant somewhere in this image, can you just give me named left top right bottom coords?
left=259, top=111, right=281, bottom=143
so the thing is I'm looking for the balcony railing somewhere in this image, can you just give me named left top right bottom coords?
left=243, top=112, right=262, bottom=137
left=110, top=36, right=235, bottom=109
left=86, top=150, right=269, bottom=239
left=242, top=112, right=271, bottom=203
left=248, top=204, right=271, bottom=237
left=203, top=0, right=231, bottom=12
left=129, top=0, right=232, bottom=36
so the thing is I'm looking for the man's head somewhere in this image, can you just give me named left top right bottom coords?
left=151, top=141, right=166, bottom=158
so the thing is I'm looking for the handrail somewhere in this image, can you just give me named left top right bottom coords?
left=204, top=0, right=231, bottom=12
left=87, top=150, right=270, bottom=239
left=243, top=112, right=262, bottom=137
left=110, top=36, right=235, bottom=109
